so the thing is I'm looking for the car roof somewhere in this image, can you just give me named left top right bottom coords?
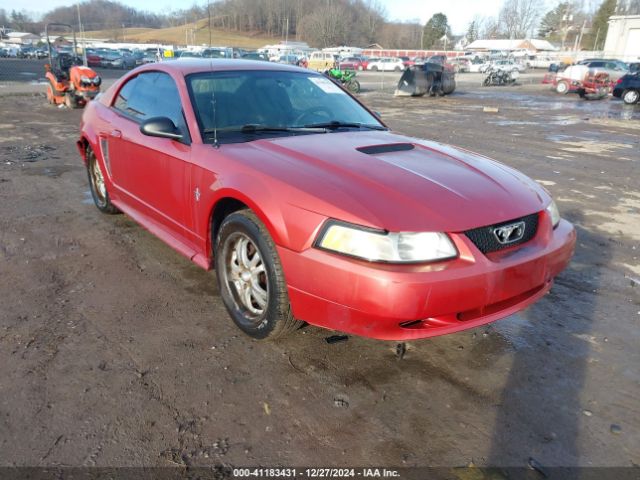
left=135, top=58, right=306, bottom=76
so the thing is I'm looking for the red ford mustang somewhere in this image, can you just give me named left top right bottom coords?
left=77, top=60, right=576, bottom=341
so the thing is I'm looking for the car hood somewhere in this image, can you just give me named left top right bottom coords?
left=221, top=131, right=549, bottom=232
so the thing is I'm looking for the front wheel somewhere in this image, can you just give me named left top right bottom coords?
left=346, top=79, right=360, bottom=94
left=622, top=89, right=639, bottom=105
left=370, top=65, right=378, bottom=71
left=215, top=210, right=302, bottom=340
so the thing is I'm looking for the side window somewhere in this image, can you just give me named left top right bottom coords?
left=113, top=76, right=138, bottom=112
left=153, top=73, right=187, bottom=132
left=119, top=72, right=159, bottom=120
left=113, top=72, right=187, bottom=134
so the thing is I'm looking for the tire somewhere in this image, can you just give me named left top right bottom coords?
left=442, top=75, right=456, bottom=94
left=556, top=81, right=569, bottom=94
left=346, top=79, right=360, bottom=94
left=46, top=85, right=54, bottom=105
left=622, top=89, right=639, bottom=105
left=371, top=65, right=378, bottom=71
left=394, top=66, right=401, bottom=72
left=87, top=146, right=118, bottom=214
left=482, top=77, right=491, bottom=87
left=65, top=93, right=79, bottom=109
left=215, top=210, right=302, bottom=340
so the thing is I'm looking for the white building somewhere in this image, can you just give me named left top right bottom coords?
left=322, top=46, right=363, bottom=57
left=604, top=15, right=640, bottom=61
left=5, top=32, right=40, bottom=45
left=465, top=39, right=557, bottom=53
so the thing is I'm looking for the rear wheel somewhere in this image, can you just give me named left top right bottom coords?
left=87, top=146, right=118, bottom=214
left=556, top=80, right=569, bottom=94
left=622, top=89, right=639, bottom=105
left=371, top=65, right=378, bottom=71
left=215, top=210, right=302, bottom=340
left=394, top=66, right=401, bottom=72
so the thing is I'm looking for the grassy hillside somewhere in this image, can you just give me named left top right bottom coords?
left=83, top=19, right=278, bottom=48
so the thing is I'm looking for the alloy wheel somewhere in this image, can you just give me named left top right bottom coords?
left=224, top=232, right=269, bottom=320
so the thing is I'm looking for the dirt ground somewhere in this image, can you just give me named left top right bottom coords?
left=0, top=77, right=639, bottom=474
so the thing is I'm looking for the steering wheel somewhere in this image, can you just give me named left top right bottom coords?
left=294, top=106, right=333, bottom=126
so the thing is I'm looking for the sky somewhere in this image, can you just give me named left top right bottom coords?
left=3, top=0, right=545, bottom=35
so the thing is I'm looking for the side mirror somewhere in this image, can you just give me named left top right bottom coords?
left=140, top=116, right=183, bottom=140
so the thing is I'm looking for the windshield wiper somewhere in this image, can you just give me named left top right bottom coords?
left=239, top=124, right=327, bottom=133
left=302, top=121, right=387, bottom=131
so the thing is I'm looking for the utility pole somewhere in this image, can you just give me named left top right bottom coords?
left=207, top=0, right=212, bottom=47
left=76, top=1, right=87, bottom=66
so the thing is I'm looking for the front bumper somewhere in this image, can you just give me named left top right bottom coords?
left=279, top=214, right=576, bottom=340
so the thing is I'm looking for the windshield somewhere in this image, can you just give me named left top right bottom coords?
left=187, top=70, right=384, bottom=144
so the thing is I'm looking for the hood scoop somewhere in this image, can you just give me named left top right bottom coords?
left=357, top=143, right=415, bottom=155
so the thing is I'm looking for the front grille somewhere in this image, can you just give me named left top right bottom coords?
left=465, top=213, right=539, bottom=254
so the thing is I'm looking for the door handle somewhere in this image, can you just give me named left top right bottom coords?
left=110, top=129, right=122, bottom=138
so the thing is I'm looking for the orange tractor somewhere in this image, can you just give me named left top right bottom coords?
left=44, top=23, right=101, bottom=108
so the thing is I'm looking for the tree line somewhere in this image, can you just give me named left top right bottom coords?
left=0, top=0, right=626, bottom=50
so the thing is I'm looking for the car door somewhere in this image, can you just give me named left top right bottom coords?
left=109, top=71, right=191, bottom=237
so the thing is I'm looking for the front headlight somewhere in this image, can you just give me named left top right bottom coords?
left=93, top=76, right=101, bottom=86
left=546, top=200, right=560, bottom=228
left=80, top=75, right=91, bottom=84
left=316, top=221, right=457, bottom=263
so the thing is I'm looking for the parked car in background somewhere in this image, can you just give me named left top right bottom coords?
left=398, top=56, right=415, bottom=67
left=339, top=57, right=365, bottom=71
left=491, top=59, right=526, bottom=73
left=528, top=56, right=554, bottom=69
left=308, top=51, right=337, bottom=71
left=17, top=46, right=34, bottom=58
left=368, top=57, right=405, bottom=72
left=577, top=59, right=629, bottom=82
left=241, top=52, right=270, bottom=61
left=0, top=47, right=9, bottom=58
left=178, top=50, right=202, bottom=59
left=1, top=46, right=18, bottom=57
left=85, top=49, right=102, bottom=67
left=107, top=53, right=137, bottom=69
left=612, top=72, right=640, bottom=104
left=448, top=57, right=470, bottom=73
left=277, top=54, right=299, bottom=65
left=99, top=50, right=123, bottom=68
left=201, top=48, right=232, bottom=59
left=78, top=60, right=575, bottom=341
left=628, top=62, right=640, bottom=74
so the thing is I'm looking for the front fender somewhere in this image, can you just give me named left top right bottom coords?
left=203, top=176, right=328, bottom=260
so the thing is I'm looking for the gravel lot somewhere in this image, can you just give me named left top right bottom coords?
left=0, top=71, right=638, bottom=473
